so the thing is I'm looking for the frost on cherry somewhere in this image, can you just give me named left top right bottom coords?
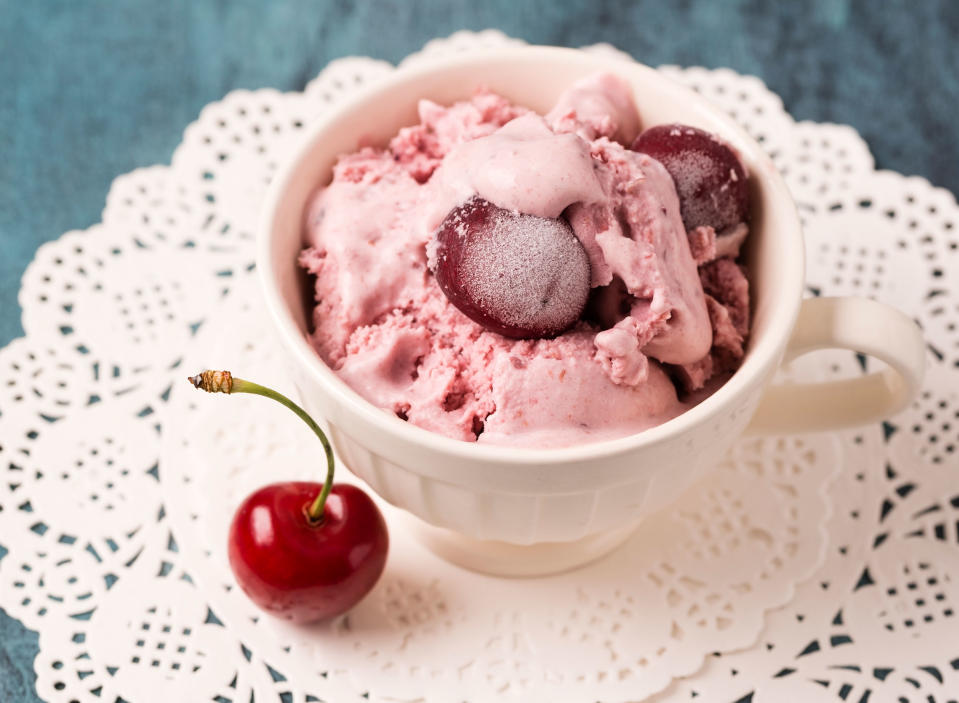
left=632, top=124, right=750, bottom=232
left=431, top=197, right=591, bottom=339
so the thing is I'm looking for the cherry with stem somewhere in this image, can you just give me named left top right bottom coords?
left=189, top=369, right=389, bottom=624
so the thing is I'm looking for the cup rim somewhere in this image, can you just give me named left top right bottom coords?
left=257, top=45, right=805, bottom=465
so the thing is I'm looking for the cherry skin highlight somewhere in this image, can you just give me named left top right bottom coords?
left=432, top=196, right=590, bottom=339
left=228, top=482, right=388, bottom=624
left=632, top=124, right=750, bottom=232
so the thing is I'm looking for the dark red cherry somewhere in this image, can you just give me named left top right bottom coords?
left=188, top=370, right=389, bottom=625
left=432, top=197, right=590, bottom=338
left=632, top=124, right=750, bottom=231
left=228, top=482, right=388, bottom=624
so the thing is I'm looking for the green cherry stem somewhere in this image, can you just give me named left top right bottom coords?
left=188, top=370, right=335, bottom=523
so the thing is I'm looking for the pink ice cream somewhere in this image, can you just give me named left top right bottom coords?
left=299, top=74, right=751, bottom=447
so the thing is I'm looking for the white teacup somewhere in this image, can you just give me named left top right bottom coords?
left=257, top=47, right=925, bottom=576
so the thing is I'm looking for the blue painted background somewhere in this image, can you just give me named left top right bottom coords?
left=3, top=1, right=958, bottom=699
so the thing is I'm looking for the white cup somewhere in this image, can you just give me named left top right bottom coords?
left=258, top=47, right=926, bottom=576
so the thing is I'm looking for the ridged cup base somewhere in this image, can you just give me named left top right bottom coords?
left=398, top=511, right=640, bottom=577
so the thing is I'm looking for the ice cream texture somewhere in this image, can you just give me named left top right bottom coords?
left=299, top=73, right=751, bottom=447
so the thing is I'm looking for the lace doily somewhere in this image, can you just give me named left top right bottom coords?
left=1, top=31, right=957, bottom=702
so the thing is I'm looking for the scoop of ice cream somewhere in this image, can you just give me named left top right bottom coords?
left=481, top=331, right=683, bottom=446
left=625, top=123, right=753, bottom=393
left=300, top=74, right=753, bottom=447
left=546, top=72, right=642, bottom=144
left=300, top=150, right=429, bottom=364
left=426, top=96, right=712, bottom=372
left=390, top=91, right=528, bottom=183
left=569, top=143, right=713, bottom=370
left=425, top=113, right=605, bottom=228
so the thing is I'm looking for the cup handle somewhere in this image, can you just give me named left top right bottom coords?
left=746, top=297, right=926, bottom=435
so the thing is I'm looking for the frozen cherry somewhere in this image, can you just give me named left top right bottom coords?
left=189, top=370, right=388, bottom=624
left=632, top=124, right=750, bottom=231
left=432, top=197, right=590, bottom=338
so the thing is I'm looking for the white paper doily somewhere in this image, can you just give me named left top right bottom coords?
left=1, top=31, right=957, bottom=703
